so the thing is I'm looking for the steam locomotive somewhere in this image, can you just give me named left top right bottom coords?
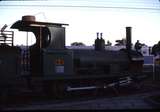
left=0, top=16, right=144, bottom=98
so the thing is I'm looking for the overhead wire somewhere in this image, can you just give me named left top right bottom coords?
left=0, top=0, right=160, bottom=10
left=0, top=4, right=160, bottom=11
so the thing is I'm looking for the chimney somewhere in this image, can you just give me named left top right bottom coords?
left=97, top=32, right=99, bottom=39
left=95, top=32, right=100, bottom=51
left=100, top=32, right=105, bottom=51
left=126, top=27, right=132, bottom=52
left=100, top=33, right=103, bottom=39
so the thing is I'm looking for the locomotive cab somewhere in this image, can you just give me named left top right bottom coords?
left=11, top=15, right=73, bottom=78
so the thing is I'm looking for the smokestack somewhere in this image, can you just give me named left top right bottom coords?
left=126, top=27, right=132, bottom=52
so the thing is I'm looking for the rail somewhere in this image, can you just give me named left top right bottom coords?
left=0, top=31, right=14, bottom=46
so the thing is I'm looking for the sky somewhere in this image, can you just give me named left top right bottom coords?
left=0, top=0, right=160, bottom=46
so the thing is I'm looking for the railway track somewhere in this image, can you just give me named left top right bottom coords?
left=3, top=84, right=160, bottom=110
left=2, top=75, right=159, bottom=110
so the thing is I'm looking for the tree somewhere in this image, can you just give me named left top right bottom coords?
left=105, top=40, right=112, bottom=46
left=152, top=41, right=160, bottom=56
left=71, top=42, right=86, bottom=46
left=115, top=38, right=126, bottom=46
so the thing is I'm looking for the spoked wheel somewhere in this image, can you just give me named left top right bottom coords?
left=53, top=81, right=68, bottom=99
left=43, top=80, right=67, bottom=99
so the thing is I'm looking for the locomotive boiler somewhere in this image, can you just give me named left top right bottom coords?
left=0, top=15, right=144, bottom=98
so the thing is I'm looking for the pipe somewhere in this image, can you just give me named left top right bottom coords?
left=67, top=86, right=97, bottom=91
